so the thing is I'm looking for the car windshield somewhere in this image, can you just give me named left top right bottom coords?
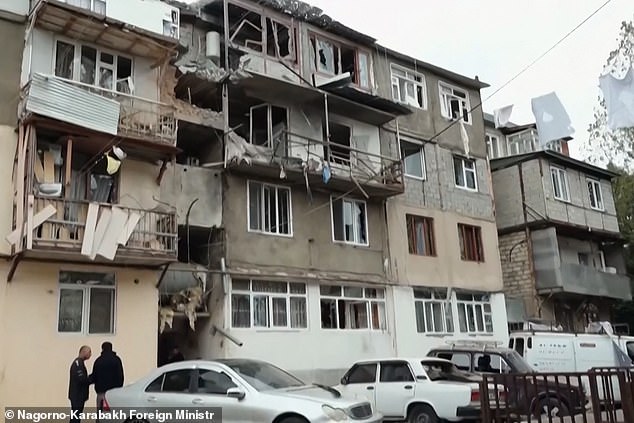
left=218, top=359, right=305, bottom=391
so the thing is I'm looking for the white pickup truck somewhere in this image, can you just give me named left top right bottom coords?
left=334, top=357, right=500, bottom=422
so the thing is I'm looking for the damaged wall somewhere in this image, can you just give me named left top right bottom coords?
left=222, top=174, right=389, bottom=280
left=373, top=50, right=487, bottom=159
left=118, top=159, right=163, bottom=211
left=160, top=164, right=222, bottom=228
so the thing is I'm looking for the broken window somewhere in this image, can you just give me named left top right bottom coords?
left=266, top=18, right=294, bottom=61
left=587, top=178, right=604, bottom=210
left=320, top=285, right=386, bottom=330
left=228, top=3, right=263, bottom=52
left=248, top=181, right=292, bottom=236
left=439, top=82, right=470, bottom=123
left=230, top=280, right=307, bottom=329
left=57, top=271, right=115, bottom=335
left=401, top=139, right=425, bottom=179
left=250, top=104, right=288, bottom=154
left=324, top=121, right=351, bottom=166
left=456, top=293, right=493, bottom=334
left=55, top=39, right=134, bottom=94
left=391, top=64, right=426, bottom=108
left=309, top=34, right=371, bottom=89
left=331, top=197, right=367, bottom=246
left=453, top=156, right=477, bottom=191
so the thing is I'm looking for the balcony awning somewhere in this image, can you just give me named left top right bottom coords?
left=31, top=0, right=179, bottom=59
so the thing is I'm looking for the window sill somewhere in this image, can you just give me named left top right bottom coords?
left=553, top=197, right=571, bottom=203
left=455, top=185, right=479, bottom=193
left=230, top=327, right=308, bottom=332
left=409, top=252, right=437, bottom=258
left=320, top=328, right=388, bottom=333
left=441, top=115, right=472, bottom=126
left=332, top=240, right=370, bottom=248
left=416, top=332, right=452, bottom=337
left=589, top=206, right=605, bottom=213
left=460, top=259, right=486, bottom=264
left=247, top=229, right=294, bottom=239
left=405, top=174, right=427, bottom=182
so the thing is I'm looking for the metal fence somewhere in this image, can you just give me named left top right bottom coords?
left=480, top=367, right=634, bottom=423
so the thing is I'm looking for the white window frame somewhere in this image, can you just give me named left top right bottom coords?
left=330, top=197, right=369, bottom=247
left=507, top=129, right=538, bottom=155
left=390, top=63, right=427, bottom=109
left=400, top=138, right=426, bottom=180
left=57, top=271, right=116, bottom=335
left=319, top=285, right=387, bottom=331
left=550, top=166, right=570, bottom=202
left=53, top=37, right=134, bottom=94
left=439, top=81, right=471, bottom=124
left=453, top=156, right=478, bottom=191
left=247, top=180, right=293, bottom=237
left=229, top=280, right=308, bottom=330
left=456, top=293, right=493, bottom=334
left=485, top=133, right=502, bottom=159
left=413, top=289, right=454, bottom=334
left=587, top=178, right=604, bottom=211
left=66, top=0, right=107, bottom=14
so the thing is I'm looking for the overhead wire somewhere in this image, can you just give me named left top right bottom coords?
left=302, top=0, right=614, bottom=216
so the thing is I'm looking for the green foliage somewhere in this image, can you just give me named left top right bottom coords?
left=585, top=20, right=634, bottom=170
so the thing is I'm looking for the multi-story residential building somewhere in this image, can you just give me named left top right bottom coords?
left=0, top=0, right=181, bottom=409
left=152, top=0, right=509, bottom=385
left=486, top=114, right=632, bottom=331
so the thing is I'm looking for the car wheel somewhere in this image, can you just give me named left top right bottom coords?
left=534, top=397, right=570, bottom=417
left=408, top=404, right=438, bottom=423
left=278, top=417, right=308, bottom=423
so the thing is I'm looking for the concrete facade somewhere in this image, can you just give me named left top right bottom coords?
left=490, top=151, right=631, bottom=331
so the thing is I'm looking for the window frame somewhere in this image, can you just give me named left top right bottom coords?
left=308, top=30, right=373, bottom=90
left=390, top=63, right=427, bottom=109
left=456, top=293, right=494, bottom=334
left=319, top=285, right=387, bottom=331
left=247, top=180, right=293, bottom=237
left=458, top=223, right=484, bottom=262
left=406, top=214, right=436, bottom=257
left=53, top=37, right=134, bottom=95
left=550, top=166, right=570, bottom=202
left=229, top=279, right=308, bottom=330
left=56, top=271, right=116, bottom=335
left=587, top=177, right=604, bottom=211
left=413, top=288, right=454, bottom=334
left=453, top=156, right=478, bottom=191
left=330, top=196, right=369, bottom=247
left=438, top=81, right=471, bottom=124
left=485, top=133, right=502, bottom=159
left=400, top=138, right=426, bottom=180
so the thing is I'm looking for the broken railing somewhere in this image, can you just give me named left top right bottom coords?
left=264, top=130, right=403, bottom=186
left=480, top=367, right=634, bottom=423
left=30, top=196, right=177, bottom=258
left=31, top=75, right=178, bottom=146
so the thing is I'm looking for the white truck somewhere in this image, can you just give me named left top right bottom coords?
left=509, top=321, right=634, bottom=402
left=334, top=357, right=504, bottom=422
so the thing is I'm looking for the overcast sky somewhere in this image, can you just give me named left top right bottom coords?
left=187, top=0, right=634, bottom=160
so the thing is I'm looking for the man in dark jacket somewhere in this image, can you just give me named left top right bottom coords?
left=91, top=342, right=124, bottom=414
left=69, top=345, right=93, bottom=423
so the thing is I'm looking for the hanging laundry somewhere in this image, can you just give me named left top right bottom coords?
left=599, top=66, right=634, bottom=131
left=322, top=162, right=331, bottom=184
left=493, top=105, right=513, bottom=128
left=530, top=92, right=574, bottom=147
left=459, top=120, right=470, bottom=157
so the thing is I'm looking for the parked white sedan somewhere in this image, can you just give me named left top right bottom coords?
left=335, top=357, right=501, bottom=422
left=103, top=359, right=383, bottom=423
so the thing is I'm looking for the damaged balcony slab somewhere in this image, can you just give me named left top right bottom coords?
left=227, top=265, right=388, bottom=286
left=30, top=0, right=180, bottom=59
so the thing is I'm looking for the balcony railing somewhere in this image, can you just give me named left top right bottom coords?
left=28, top=196, right=177, bottom=262
left=23, top=73, right=177, bottom=146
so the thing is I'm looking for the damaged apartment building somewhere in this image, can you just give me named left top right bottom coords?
left=156, top=0, right=509, bottom=383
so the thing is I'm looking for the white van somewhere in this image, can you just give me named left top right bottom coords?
left=509, top=325, right=634, bottom=402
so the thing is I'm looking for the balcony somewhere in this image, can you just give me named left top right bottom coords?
left=10, top=195, right=177, bottom=266
left=30, top=0, right=179, bottom=59
left=225, top=130, right=404, bottom=198
left=535, top=262, right=632, bottom=301
left=22, top=73, right=178, bottom=157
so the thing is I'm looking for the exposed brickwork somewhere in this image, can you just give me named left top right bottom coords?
left=498, top=231, right=537, bottom=317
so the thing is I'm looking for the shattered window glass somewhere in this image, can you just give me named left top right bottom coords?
left=316, top=39, right=335, bottom=74
left=319, top=285, right=386, bottom=330
left=230, top=281, right=307, bottom=329
left=55, top=41, right=75, bottom=79
left=332, top=198, right=367, bottom=245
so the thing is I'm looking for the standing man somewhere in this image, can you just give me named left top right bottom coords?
left=69, top=345, right=92, bottom=423
left=91, top=342, right=124, bottom=415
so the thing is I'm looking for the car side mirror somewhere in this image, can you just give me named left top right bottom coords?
left=340, top=377, right=347, bottom=385
left=226, top=387, right=245, bottom=400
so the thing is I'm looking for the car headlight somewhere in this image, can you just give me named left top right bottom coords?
left=321, top=405, right=349, bottom=421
